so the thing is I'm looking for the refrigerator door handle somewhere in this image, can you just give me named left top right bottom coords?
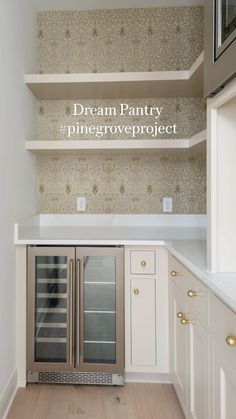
left=69, top=259, right=74, bottom=365
left=76, top=259, right=81, bottom=366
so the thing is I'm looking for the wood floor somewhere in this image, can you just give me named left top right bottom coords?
left=7, top=383, right=184, bottom=419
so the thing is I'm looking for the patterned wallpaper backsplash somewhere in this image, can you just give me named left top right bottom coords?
left=37, top=98, right=206, bottom=140
left=37, top=152, right=206, bottom=214
left=37, top=7, right=203, bottom=73
left=36, top=7, right=206, bottom=214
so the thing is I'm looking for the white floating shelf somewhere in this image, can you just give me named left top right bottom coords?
left=25, top=52, right=204, bottom=100
left=25, top=129, right=206, bottom=154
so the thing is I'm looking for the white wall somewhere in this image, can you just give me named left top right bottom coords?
left=0, top=0, right=36, bottom=406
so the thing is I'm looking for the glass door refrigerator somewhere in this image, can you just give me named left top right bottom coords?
left=27, top=246, right=124, bottom=385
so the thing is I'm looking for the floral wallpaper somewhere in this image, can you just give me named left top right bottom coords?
left=37, top=7, right=203, bottom=73
left=36, top=7, right=206, bottom=214
left=37, top=98, right=206, bottom=140
left=37, top=152, right=206, bottom=214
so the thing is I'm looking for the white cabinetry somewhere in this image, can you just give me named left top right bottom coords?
left=211, top=295, right=236, bottom=419
left=169, top=254, right=210, bottom=419
left=171, top=282, right=188, bottom=410
left=125, top=246, right=169, bottom=381
left=131, top=277, right=156, bottom=366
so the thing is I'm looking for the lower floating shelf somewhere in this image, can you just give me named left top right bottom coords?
left=25, top=130, right=206, bottom=154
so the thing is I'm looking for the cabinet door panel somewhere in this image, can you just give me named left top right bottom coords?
left=213, top=344, right=236, bottom=419
left=189, top=318, right=210, bottom=419
left=131, top=277, right=156, bottom=366
left=76, top=247, right=124, bottom=373
left=172, top=283, right=188, bottom=410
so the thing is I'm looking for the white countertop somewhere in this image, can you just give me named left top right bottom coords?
left=15, top=225, right=206, bottom=245
left=168, top=240, right=236, bottom=313
left=14, top=214, right=236, bottom=313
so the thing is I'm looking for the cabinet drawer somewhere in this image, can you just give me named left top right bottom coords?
left=169, top=255, right=189, bottom=292
left=211, top=295, right=236, bottom=358
left=169, top=254, right=209, bottom=324
left=130, top=250, right=156, bottom=275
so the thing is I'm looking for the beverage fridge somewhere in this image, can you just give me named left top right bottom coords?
left=27, top=246, right=124, bottom=385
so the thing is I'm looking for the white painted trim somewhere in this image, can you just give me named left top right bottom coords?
left=16, top=246, right=27, bottom=388
left=125, top=372, right=171, bottom=384
left=0, top=370, right=17, bottom=419
left=208, top=78, right=236, bottom=109
left=207, top=77, right=236, bottom=272
left=207, top=104, right=218, bottom=273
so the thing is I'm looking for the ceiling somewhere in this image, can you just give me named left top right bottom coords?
left=35, top=0, right=204, bottom=12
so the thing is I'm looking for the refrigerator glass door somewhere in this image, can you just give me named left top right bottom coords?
left=28, top=247, right=75, bottom=370
left=76, top=247, right=124, bottom=373
left=35, top=255, right=68, bottom=362
left=83, top=255, right=116, bottom=364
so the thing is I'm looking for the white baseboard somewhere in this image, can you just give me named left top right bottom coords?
left=125, top=372, right=171, bottom=384
left=0, top=370, right=17, bottom=419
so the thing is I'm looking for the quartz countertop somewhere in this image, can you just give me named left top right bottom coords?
left=14, top=214, right=236, bottom=313
left=168, top=239, right=236, bottom=313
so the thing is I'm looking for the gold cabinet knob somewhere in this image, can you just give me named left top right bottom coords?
left=140, top=261, right=146, bottom=267
left=133, top=288, right=140, bottom=295
left=180, top=318, right=190, bottom=325
left=170, top=270, right=183, bottom=277
left=177, top=312, right=185, bottom=319
left=226, top=336, right=236, bottom=347
left=187, top=290, right=198, bottom=298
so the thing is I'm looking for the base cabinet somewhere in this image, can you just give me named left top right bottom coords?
left=125, top=246, right=169, bottom=377
left=211, top=294, right=236, bottom=419
left=212, top=344, right=236, bottom=419
left=131, top=277, right=156, bottom=366
left=169, top=255, right=210, bottom=419
left=171, top=283, right=188, bottom=410
left=189, top=314, right=210, bottom=419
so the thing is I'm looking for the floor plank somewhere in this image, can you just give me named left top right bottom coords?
left=7, top=383, right=185, bottom=419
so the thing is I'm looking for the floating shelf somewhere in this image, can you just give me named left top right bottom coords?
left=25, top=52, right=204, bottom=100
left=25, top=129, right=206, bottom=154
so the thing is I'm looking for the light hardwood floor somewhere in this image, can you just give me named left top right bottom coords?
left=7, top=383, right=184, bottom=419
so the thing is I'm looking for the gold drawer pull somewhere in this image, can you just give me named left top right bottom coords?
left=226, top=336, right=236, bottom=347
left=133, top=288, right=140, bottom=295
left=140, top=260, right=146, bottom=267
left=180, top=318, right=190, bottom=325
left=187, top=290, right=198, bottom=298
left=177, top=312, right=185, bottom=319
left=170, top=270, right=183, bottom=277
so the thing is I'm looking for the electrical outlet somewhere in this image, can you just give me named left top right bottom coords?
left=163, top=197, right=172, bottom=213
left=77, top=197, right=86, bottom=212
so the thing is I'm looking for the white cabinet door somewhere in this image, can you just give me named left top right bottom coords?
left=212, top=343, right=236, bottom=419
left=171, top=283, right=188, bottom=411
left=131, top=277, right=156, bottom=366
left=189, top=317, right=210, bottom=419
